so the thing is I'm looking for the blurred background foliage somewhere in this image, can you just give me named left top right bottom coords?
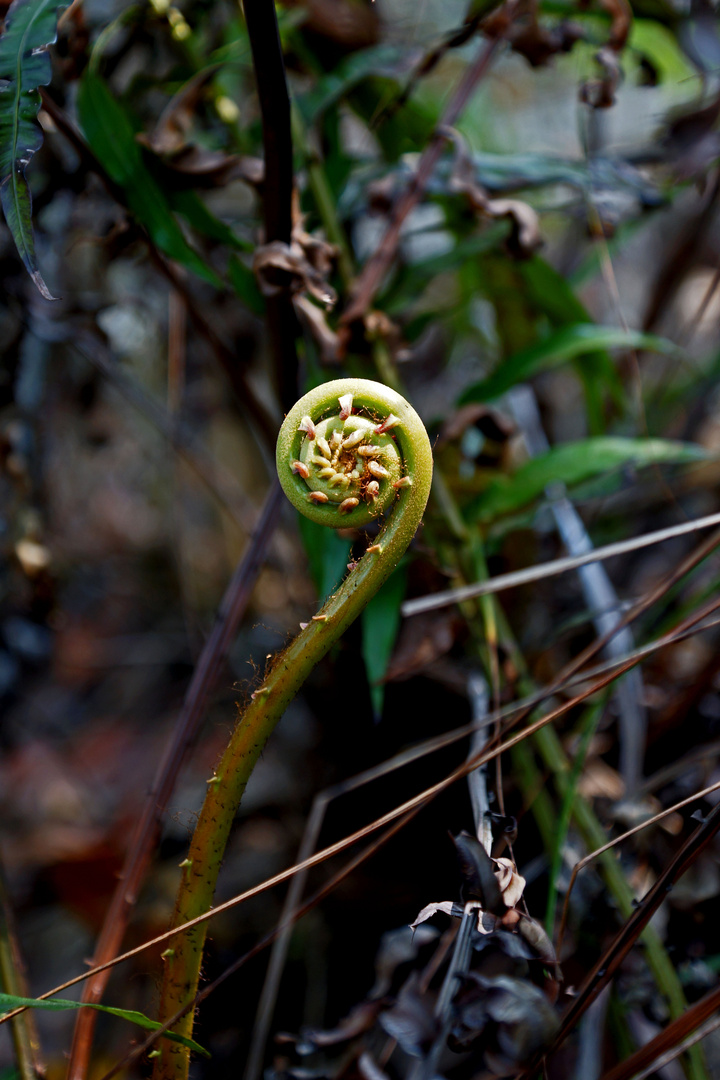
left=3, top=0, right=720, bottom=1076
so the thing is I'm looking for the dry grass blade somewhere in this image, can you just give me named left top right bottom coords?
left=341, top=29, right=503, bottom=328
left=96, top=811, right=421, bottom=1080
left=65, top=482, right=283, bottom=1080
left=0, top=602, right=710, bottom=1025
left=402, top=515, right=720, bottom=616
left=547, top=801, right=720, bottom=1060
left=599, top=984, right=720, bottom=1080
left=557, top=775, right=720, bottom=959
left=74, top=333, right=259, bottom=530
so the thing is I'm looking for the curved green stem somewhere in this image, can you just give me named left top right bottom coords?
left=153, top=379, right=433, bottom=1080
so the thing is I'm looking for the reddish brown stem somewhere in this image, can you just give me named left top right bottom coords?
left=341, top=32, right=502, bottom=328
left=65, top=482, right=283, bottom=1080
left=546, top=797, right=720, bottom=1062
left=600, top=982, right=720, bottom=1080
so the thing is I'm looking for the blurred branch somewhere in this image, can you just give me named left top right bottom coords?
left=244, top=0, right=299, bottom=410
left=341, top=28, right=505, bottom=329
left=39, top=89, right=278, bottom=449
left=600, top=989, right=720, bottom=1080
left=508, top=385, right=646, bottom=791
left=544, top=800, right=720, bottom=1074
left=402, top=512, right=720, bottom=616
left=65, top=481, right=283, bottom=1080
left=74, top=332, right=260, bottom=529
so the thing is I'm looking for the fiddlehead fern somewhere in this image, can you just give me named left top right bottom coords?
left=153, top=379, right=432, bottom=1080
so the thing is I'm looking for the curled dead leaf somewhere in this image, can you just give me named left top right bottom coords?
left=493, top=857, right=526, bottom=909
left=409, top=899, right=458, bottom=931
left=253, top=238, right=337, bottom=307
left=293, top=295, right=340, bottom=364
left=443, top=128, right=541, bottom=256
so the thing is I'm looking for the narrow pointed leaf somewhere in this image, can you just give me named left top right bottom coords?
left=76, top=72, right=223, bottom=288
left=469, top=436, right=705, bottom=522
left=0, top=0, right=67, bottom=298
left=0, top=992, right=210, bottom=1057
left=459, top=324, right=677, bottom=405
left=361, top=563, right=407, bottom=720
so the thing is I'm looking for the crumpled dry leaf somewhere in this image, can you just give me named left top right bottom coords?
left=293, top=295, right=340, bottom=363
left=378, top=973, right=438, bottom=1057
left=254, top=214, right=338, bottom=309
left=253, top=236, right=337, bottom=306
left=443, top=128, right=541, bottom=256
left=580, top=45, right=623, bottom=109
left=516, top=914, right=559, bottom=972
left=454, top=831, right=504, bottom=911
left=409, top=899, right=458, bottom=931
left=449, top=972, right=559, bottom=1065
left=493, top=857, right=526, bottom=909
left=301, top=999, right=386, bottom=1048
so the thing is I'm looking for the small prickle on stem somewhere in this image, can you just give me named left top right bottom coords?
left=375, top=414, right=400, bottom=434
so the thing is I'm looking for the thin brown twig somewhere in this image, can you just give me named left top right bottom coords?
left=556, top=775, right=720, bottom=960
left=96, top=810, right=420, bottom=1080
left=73, top=332, right=259, bottom=530
left=600, top=999, right=720, bottom=1080
left=546, top=797, right=720, bottom=1061
left=64, top=481, right=283, bottom=1080
left=4, top=592, right=718, bottom=1028
left=341, top=28, right=505, bottom=328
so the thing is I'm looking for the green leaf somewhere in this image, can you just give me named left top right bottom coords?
left=0, top=0, right=67, bottom=298
left=459, top=324, right=677, bottom=405
left=629, top=19, right=697, bottom=84
left=361, top=563, right=407, bottom=720
left=297, top=45, right=409, bottom=124
left=76, top=72, right=223, bottom=288
left=297, top=514, right=351, bottom=604
left=0, top=993, right=209, bottom=1058
left=469, top=437, right=706, bottom=522
left=517, top=258, right=625, bottom=428
left=168, top=188, right=252, bottom=253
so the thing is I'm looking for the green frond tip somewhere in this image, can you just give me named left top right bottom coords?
left=276, top=378, right=433, bottom=534
left=0, top=0, right=68, bottom=299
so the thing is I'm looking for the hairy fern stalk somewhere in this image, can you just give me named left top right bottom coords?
left=153, top=378, right=433, bottom=1080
